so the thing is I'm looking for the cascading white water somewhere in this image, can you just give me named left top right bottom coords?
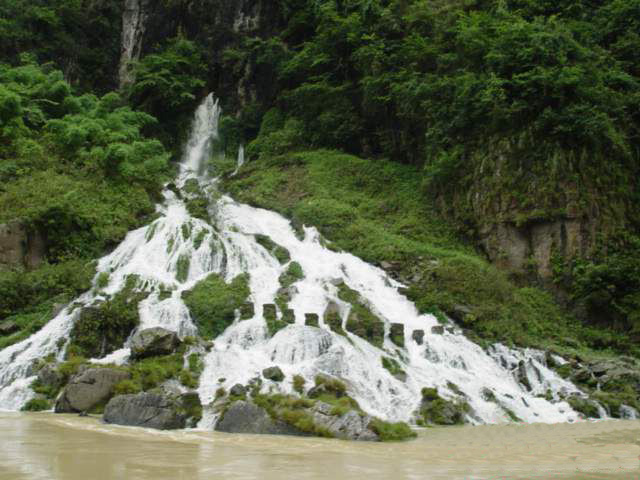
left=0, top=94, right=589, bottom=425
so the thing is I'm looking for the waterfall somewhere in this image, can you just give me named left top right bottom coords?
left=0, top=94, right=585, bottom=425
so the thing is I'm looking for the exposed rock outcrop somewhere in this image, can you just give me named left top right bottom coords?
left=215, top=400, right=304, bottom=436
left=103, top=391, right=201, bottom=430
left=130, top=327, right=180, bottom=359
left=118, top=0, right=151, bottom=89
left=0, top=221, right=45, bottom=270
left=55, top=368, right=130, bottom=413
left=310, top=401, right=378, bottom=441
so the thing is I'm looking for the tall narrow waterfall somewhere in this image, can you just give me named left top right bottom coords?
left=0, top=95, right=587, bottom=425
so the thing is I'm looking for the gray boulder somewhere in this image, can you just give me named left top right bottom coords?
left=55, top=368, right=130, bottom=413
left=431, top=325, right=445, bottom=335
left=130, top=327, right=180, bottom=359
left=262, top=366, right=285, bottom=382
left=103, top=391, right=200, bottom=430
left=311, top=402, right=379, bottom=441
left=229, top=384, right=247, bottom=397
left=215, top=401, right=305, bottom=436
left=0, top=321, right=19, bottom=336
left=411, top=330, right=424, bottom=345
left=37, top=364, right=63, bottom=390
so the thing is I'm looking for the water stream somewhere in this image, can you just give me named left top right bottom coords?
left=0, top=94, right=592, bottom=425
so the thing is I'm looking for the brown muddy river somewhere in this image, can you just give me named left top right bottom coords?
left=2, top=413, right=640, bottom=479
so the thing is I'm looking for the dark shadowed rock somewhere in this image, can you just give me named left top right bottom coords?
left=262, top=366, right=284, bottom=382
left=215, top=401, right=305, bottom=436
left=130, top=327, right=180, bottom=359
left=411, top=330, right=424, bottom=345
left=0, top=321, right=19, bottom=336
left=55, top=368, right=130, bottom=413
left=431, top=325, right=445, bottom=335
left=103, top=392, right=198, bottom=430
left=229, top=384, right=247, bottom=397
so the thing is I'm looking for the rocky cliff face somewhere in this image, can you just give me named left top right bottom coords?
left=0, top=222, right=45, bottom=270
left=118, top=0, right=284, bottom=109
left=118, top=0, right=151, bottom=89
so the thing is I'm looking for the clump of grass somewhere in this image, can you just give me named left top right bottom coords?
left=175, top=254, right=191, bottom=283
left=292, top=374, right=306, bottom=394
left=21, top=398, right=51, bottom=412
left=369, top=418, right=416, bottom=441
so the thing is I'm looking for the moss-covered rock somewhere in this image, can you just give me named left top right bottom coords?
left=337, top=283, right=384, bottom=348
left=418, top=387, right=470, bottom=425
left=182, top=273, right=250, bottom=339
left=255, top=234, right=290, bottom=264
left=67, top=276, right=147, bottom=359
left=263, top=303, right=287, bottom=336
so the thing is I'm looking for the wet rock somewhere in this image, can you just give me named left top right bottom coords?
left=310, top=402, right=378, bottom=441
left=130, top=327, right=180, bottom=359
left=0, top=321, right=19, bottom=336
left=262, top=366, right=284, bottom=382
left=517, top=361, right=532, bottom=391
left=215, top=400, right=305, bottom=436
left=55, top=368, right=130, bottom=413
left=411, top=330, right=424, bottom=345
left=324, top=301, right=343, bottom=334
left=431, top=326, right=445, bottom=335
left=37, top=364, right=63, bottom=390
left=305, top=313, right=319, bottom=327
left=229, top=384, right=247, bottom=397
left=103, top=392, right=198, bottom=430
left=390, top=323, right=404, bottom=347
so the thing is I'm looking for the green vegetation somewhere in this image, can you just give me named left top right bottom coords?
left=334, top=281, right=384, bottom=348
left=175, top=254, right=191, bottom=283
left=67, top=276, right=146, bottom=359
left=254, top=234, right=291, bottom=264
left=381, top=356, right=405, bottom=379
left=21, top=397, right=51, bottom=412
left=221, top=373, right=414, bottom=441
left=225, top=151, right=640, bottom=356
left=182, top=273, right=250, bottom=339
left=419, top=387, right=470, bottom=426
left=292, top=374, right=306, bottom=394
left=0, top=60, right=169, bottom=341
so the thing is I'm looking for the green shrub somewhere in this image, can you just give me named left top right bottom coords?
left=21, top=398, right=51, bottom=412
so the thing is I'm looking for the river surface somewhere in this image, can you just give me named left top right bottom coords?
left=2, top=414, right=640, bottom=480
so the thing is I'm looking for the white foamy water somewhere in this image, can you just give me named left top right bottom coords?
left=0, top=94, right=586, bottom=425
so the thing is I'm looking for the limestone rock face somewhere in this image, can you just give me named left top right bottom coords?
left=0, top=221, right=45, bottom=270
left=478, top=217, right=593, bottom=282
left=55, top=368, right=130, bottom=413
left=310, top=402, right=379, bottom=441
left=103, top=392, right=196, bottom=430
left=214, top=401, right=304, bottom=436
left=130, top=327, right=180, bottom=359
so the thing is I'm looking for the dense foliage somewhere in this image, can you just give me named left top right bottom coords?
left=0, top=60, right=170, bottom=344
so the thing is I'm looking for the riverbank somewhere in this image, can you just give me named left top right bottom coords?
left=2, top=412, right=640, bottom=480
